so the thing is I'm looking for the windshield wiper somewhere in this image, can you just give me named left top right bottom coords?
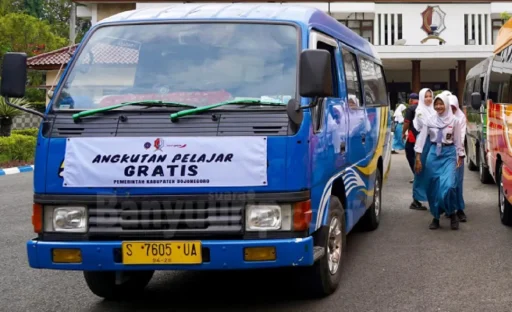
left=170, top=98, right=286, bottom=121
left=71, top=100, right=197, bottom=121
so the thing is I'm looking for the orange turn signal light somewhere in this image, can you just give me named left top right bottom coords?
left=293, top=200, right=312, bottom=231
left=52, top=249, right=82, bottom=263
left=32, top=203, right=43, bottom=233
left=244, top=247, right=276, bottom=261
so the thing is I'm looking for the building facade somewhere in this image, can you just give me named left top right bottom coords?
left=61, top=1, right=512, bottom=108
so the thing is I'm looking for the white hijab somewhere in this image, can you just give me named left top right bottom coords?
left=393, top=104, right=407, bottom=123
left=427, top=93, right=456, bottom=129
left=448, top=94, right=464, bottom=120
left=413, top=88, right=435, bottom=130
left=441, top=90, right=452, bottom=97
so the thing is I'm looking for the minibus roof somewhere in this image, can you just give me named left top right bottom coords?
left=96, top=3, right=380, bottom=62
left=494, top=17, right=512, bottom=55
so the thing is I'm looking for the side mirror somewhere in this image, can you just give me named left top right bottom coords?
left=0, top=52, right=45, bottom=118
left=470, top=92, right=482, bottom=110
left=1, top=52, right=28, bottom=98
left=299, top=49, right=333, bottom=98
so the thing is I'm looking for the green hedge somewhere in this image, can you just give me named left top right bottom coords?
left=12, top=128, right=39, bottom=137
left=31, top=102, right=47, bottom=114
left=0, top=134, right=37, bottom=163
left=0, top=128, right=39, bottom=165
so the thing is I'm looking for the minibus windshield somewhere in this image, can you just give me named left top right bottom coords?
left=53, top=22, right=298, bottom=110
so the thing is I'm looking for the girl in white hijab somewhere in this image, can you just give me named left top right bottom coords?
left=413, top=88, right=435, bottom=130
left=392, top=103, right=407, bottom=152
left=410, top=88, right=434, bottom=210
left=414, top=93, right=465, bottom=230
left=448, top=94, right=467, bottom=222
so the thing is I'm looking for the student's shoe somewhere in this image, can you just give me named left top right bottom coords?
left=392, top=150, right=398, bottom=154
left=456, top=210, right=467, bottom=222
left=409, top=179, right=414, bottom=183
left=429, top=218, right=440, bottom=230
left=410, top=200, right=427, bottom=211
left=450, top=214, right=459, bottom=230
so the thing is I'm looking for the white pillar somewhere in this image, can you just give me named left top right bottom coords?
left=374, top=13, right=379, bottom=45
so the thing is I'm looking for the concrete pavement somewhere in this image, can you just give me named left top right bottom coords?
left=1, top=154, right=511, bottom=312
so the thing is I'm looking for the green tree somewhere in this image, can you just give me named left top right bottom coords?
left=0, top=12, right=67, bottom=59
left=0, top=13, right=68, bottom=103
left=501, top=12, right=511, bottom=20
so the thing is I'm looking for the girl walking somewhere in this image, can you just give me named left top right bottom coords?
left=409, top=88, right=434, bottom=210
left=414, top=93, right=465, bottom=230
left=448, top=94, right=467, bottom=222
left=392, top=104, right=407, bottom=153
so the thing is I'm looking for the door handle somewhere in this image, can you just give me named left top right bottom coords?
left=361, top=133, right=366, bottom=144
left=340, top=142, right=346, bottom=153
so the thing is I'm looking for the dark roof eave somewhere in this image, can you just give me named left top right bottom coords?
left=28, top=64, right=69, bottom=71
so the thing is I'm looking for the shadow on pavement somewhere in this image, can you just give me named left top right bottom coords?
left=88, top=268, right=322, bottom=311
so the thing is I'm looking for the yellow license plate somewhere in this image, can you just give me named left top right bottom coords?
left=122, top=241, right=202, bottom=265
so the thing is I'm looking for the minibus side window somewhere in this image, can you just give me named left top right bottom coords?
left=311, top=40, right=339, bottom=133
left=463, top=78, right=474, bottom=107
left=340, top=48, right=362, bottom=108
left=489, top=58, right=512, bottom=104
left=358, top=56, right=387, bottom=107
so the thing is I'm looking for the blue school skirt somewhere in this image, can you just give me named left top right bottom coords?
left=425, top=144, right=459, bottom=219
left=392, top=123, right=405, bottom=150
left=413, top=139, right=432, bottom=202
left=455, top=162, right=465, bottom=211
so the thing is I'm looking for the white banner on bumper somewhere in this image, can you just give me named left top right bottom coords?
left=63, top=136, right=268, bottom=187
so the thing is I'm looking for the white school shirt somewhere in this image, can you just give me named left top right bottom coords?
left=414, top=118, right=465, bottom=157
left=454, top=114, right=466, bottom=145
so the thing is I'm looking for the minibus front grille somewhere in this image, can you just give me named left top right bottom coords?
left=88, top=201, right=244, bottom=237
left=47, top=111, right=291, bottom=137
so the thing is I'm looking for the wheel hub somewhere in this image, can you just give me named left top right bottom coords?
left=327, top=216, right=342, bottom=275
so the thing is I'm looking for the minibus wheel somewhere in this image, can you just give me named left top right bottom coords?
left=466, top=139, right=477, bottom=171
left=479, top=149, right=494, bottom=184
left=307, top=195, right=346, bottom=297
left=498, top=164, right=512, bottom=226
left=83, top=270, right=154, bottom=300
left=360, top=168, right=382, bottom=231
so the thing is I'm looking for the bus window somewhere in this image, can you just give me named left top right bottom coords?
left=489, top=58, right=512, bottom=104
left=463, top=78, right=475, bottom=107
left=341, top=48, right=362, bottom=108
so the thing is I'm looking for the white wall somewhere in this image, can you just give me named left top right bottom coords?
left=385, top=70, right=450, bottom=83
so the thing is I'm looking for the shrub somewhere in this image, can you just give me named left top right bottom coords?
left=0, top=134, right=37, bottom=163
left=31, top=102, right=47, bottom=114
left=12, top=128, right=39, bottom=137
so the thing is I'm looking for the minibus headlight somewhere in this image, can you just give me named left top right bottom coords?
left=44, top=206, right=87, bottom=233
left=245, top=204, right=292, bottom=231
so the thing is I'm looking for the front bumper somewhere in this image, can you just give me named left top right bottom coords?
left=27, top=237, right=314, bottom=271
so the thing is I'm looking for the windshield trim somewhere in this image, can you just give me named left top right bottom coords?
left=49, top=19, right=302, bottom=114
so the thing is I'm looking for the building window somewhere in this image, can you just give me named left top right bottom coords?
left=375, top=13, right=402, bottom=46
left=464, top=14, right=490, bottom=45
left=338, top=20, right=374, bottom=44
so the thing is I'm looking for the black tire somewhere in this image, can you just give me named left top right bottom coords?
left=478, top=150, right=494, bottom=184
left=83, top=270, right=154, bottom=300
left=466, top=140, right=478, bottom=171
left=498, top=164, right=512, bottom=226
left=467, top=157, right=478, bottom=171
left=360, top=168, right=382, bottom=231
left=306, top=196, right=346, bottom=297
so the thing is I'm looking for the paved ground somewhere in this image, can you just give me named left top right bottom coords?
left=1, top=154, right=511, bottom=312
